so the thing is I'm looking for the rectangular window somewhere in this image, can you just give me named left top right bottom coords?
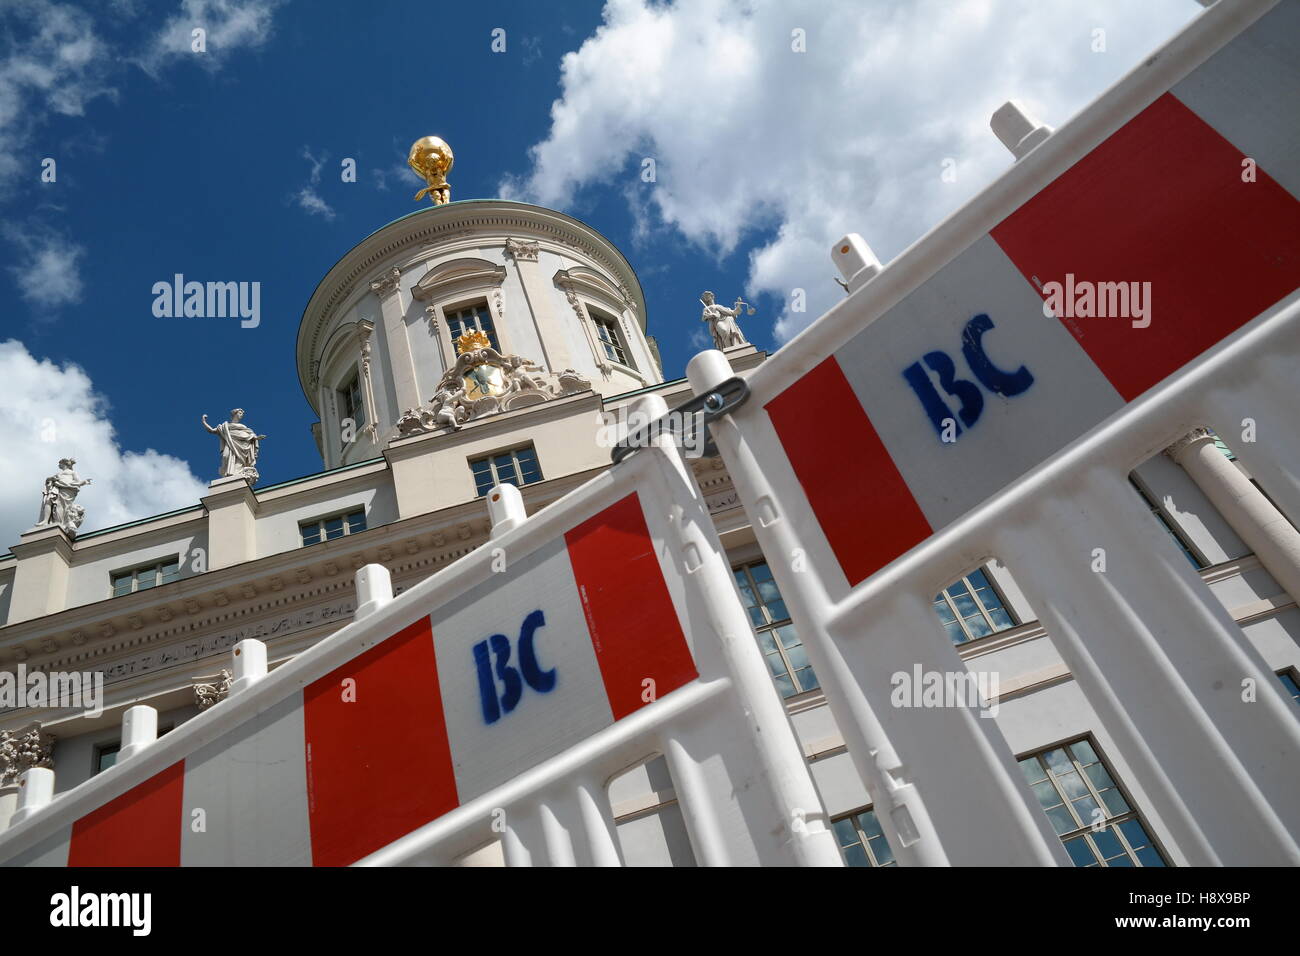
left=470, top=445, right=544, bottom=497
left=300, top=508, right=367, bottom=546
left=110, top=557, right=181, bottom=598
left=932, top=567, right=1016, bottom=645
left=734, top=560, right=818, bottom=699
left=446, top=301, right=500, bottom=353
left=1277, top=669, right=1300, bottom=708
left=339, top=371, right=365, bottom=429
left=832, top=807, right=897, bottom=867
left=1020, top=737, right=1166, bottom=867
left=590, top=308, right=635, bottom=369
left=1129, top=476, right=1207, bottom=569
left=95, top=742, right=120, bottom=774
left=94, top=725, right=171, bottom=776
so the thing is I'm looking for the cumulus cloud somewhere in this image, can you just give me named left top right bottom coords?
left=139, top=0, right=285, bottom=76
left=502, top=0, right=1200, bottom=342
left=0, top=340, right=209, bottom=551
left=3, top=226, right=86, bottom=308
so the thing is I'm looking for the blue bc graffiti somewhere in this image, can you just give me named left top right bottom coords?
left=902, top=314, right=1033, bottom=441
left=473, top=609, right=558, bottom=724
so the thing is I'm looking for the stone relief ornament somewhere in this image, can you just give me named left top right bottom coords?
left=408, top=135, right=454, bottom=205
left=202, top=408, right=266, bottom=483
left=37, top=458, right=92, bottom=536
left=397, top=329, right=592, bottom=437
left=194, top=669, right=233, bottom=711
left=0, top=723, right=55, bottom=787
left=700, top=290, right=753, bottom=350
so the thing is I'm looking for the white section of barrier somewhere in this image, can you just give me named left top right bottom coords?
left=229, top=638, right=267, bottom=695
left=117, top=705, right=157, bottom=763
left=990, top=100, right=1053, bottom=159
left=9, top=768, right=53, bottom=827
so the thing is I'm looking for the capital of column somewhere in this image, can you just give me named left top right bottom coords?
left=369, top=267, right=402, bottom=299
left=1164, top=426, right=1216, bottom=463
left=0, top=722, right=55, bottom=787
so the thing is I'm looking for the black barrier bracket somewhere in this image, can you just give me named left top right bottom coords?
left=610, top=376, right=751, bottom=465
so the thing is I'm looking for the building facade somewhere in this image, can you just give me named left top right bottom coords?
left=2, top=191, right=1298, bottom=867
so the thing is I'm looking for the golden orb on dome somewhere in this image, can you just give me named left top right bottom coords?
left=407, top=135, right=454, bottom=205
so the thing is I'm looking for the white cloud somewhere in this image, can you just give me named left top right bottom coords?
left=294, top=185, right=335, bottom=220
left=502, top=0, right=1201, bottom=343
left=140, top=0, right=285, bottom=76
left=3, top=226, right=85, bottom=308
left=0, top=340, right=209, bottom=551
left=0, top=0, right=115, bottom=193
left=292, top=145, right=336, bottom=219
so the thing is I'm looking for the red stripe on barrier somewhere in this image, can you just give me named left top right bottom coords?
left=303, top=616, right=458, bottom=866
left=565, top=492, right=697, bottom=720
left=992, top=92, right=1300, bottom=401
left=68, top=761, right=185, bottom=866
left=766, top=356, right=933, bottom=587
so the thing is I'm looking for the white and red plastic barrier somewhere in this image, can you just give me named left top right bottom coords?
left=690, top=0, right=1300, bottom=865
left=0, top=395, right=843, bottom=867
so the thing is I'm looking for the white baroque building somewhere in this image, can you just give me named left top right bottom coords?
left=2, top=191, right=1299, bottom=867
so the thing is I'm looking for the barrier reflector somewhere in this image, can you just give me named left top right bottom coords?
left=68, top=761, right=185, bottom=867
left=565, top=492, right=698, bottom=719
left=304, top=616, right=458, bottom=867
left=766, top=357, right=932, bottom=586
left=991, top=92, right=1300, bottom=401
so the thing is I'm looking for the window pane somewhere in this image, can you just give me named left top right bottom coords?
left=346, top=510, right=367, bottom=534
left=842, top=844, right=871, bottom=868
left=773, top=673, right=796, bottom=699
left=136, top=571, right=156, bottom=591
left=111, top=574, right=133, bottom=596
left=324, top=517, right=345, bottom=540
left=159, top=561, right=180, bottom=584
left=1064, top=836, right=1098, bottom=867
left=831, top=817, right=860, bottom=847
left=301, top=524, right=322, bottom=545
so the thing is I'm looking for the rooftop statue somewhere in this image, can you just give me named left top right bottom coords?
left=408, top=136, right=454, bottom=206
left=700, top=290, right=753, bottom=350
left=202, top=408, right=266, bottom=483
left=37, top=458, right=92, bottom=537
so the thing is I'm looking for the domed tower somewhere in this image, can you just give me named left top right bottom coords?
left=297, top=159, right=662, bottom=469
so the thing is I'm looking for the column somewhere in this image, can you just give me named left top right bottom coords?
left=1167, top=427, right=1300, bottom=601
left=369, top=267, right=423, bottom=413
left=995, top=466, right=1300, bottom=864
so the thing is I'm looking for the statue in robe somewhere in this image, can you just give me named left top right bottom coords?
left=700, top=290, right=753, bottom=350
left=202, top=408, right=266, bottom=482
left=37, top=458, right=92, bottom=536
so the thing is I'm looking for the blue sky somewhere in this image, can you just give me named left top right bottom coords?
left=0, top=0, right=1200, bottom=547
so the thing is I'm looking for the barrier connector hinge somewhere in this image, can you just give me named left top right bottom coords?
left=611, top=376, right=750, bottom=465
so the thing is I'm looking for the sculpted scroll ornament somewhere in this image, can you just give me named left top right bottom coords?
left=194, top=669, right=233, bottom=710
